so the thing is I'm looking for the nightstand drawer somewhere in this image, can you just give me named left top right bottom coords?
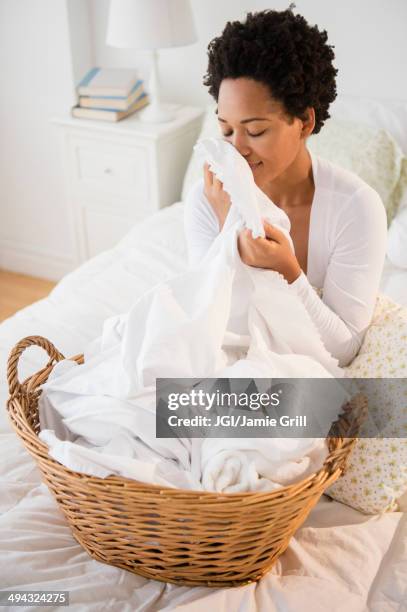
left=71, top=137, right=150, bottom=201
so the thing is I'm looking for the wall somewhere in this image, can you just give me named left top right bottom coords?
left=0, top=0, right=90, bottom=280
left=66, top=0, right=94, bottom=85
left=89, top=0, right=407, bottom=107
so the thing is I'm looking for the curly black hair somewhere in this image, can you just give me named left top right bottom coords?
left=203, top=9, right=338, bottom=134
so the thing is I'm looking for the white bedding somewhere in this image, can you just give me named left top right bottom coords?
left=1, top=203, right=406, bottom=611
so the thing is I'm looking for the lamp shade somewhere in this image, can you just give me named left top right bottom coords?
left=106, top=0, right=197, bottom=50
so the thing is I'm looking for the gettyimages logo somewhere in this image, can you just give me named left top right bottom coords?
left=155, top=377, right=407, bottom=439
left=166, top=385, right=282, bottom=410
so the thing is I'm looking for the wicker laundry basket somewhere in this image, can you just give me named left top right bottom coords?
left=6, top=335, right=367, bottom=588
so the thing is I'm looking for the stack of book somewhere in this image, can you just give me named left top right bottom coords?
left=72, top=67, right=149, bottom=122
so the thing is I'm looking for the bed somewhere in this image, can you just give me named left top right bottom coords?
left=1, top=96, right=407, bottom=611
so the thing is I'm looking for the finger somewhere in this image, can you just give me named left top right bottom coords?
left=212, top=174, right=223, bottom=192
left=239, top=228, right=252, bottom=241
left=238, top=228, right=253, bottom=247
left=203, top=162, right=213, bottom=189
left=262, top=220, right=283, bottom=243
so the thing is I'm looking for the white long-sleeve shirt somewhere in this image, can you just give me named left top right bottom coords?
left=183, top=152, right=387, bottom=367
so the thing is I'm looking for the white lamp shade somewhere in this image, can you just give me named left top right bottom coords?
left=106, top=0, right=197, bottom=50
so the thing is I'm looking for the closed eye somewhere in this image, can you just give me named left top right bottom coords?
left=223, top=130, right=267, bottom=138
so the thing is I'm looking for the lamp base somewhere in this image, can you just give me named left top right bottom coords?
left=139, top=103, right=176, bottom=124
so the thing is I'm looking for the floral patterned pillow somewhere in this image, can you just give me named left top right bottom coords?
left=308, top=120, right=407, bottom=225
left=326, top=294, right=407, bottom=514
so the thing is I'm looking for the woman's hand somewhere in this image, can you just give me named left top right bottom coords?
left=203, top=162, right=231, bottom=231
left=238, top=220, right=302, bottom=284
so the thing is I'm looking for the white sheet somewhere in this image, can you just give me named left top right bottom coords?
left=1, top=203, right=406, bottom=611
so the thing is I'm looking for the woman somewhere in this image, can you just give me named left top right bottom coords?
left=184, top=8, right=387, bottom=367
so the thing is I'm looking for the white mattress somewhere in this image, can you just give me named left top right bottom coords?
left=0, top=203, right=406, bottom=611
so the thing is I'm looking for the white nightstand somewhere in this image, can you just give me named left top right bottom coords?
left=52, top=105, right=204, bottom=262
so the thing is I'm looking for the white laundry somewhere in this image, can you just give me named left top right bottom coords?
left=199, top=438, right=329, bottom=494
left=38, top=137, right=348, bottom=493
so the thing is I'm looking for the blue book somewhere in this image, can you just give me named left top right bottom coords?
left=77, top=67, right=140, bottom=98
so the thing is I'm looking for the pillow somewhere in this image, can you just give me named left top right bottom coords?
left=326, top=294, right=407, bottom=514
left=326, top=437, right=407, bottom=514
left=181, top=106, right=407, bottom=225
left=330, top=94, right=407, bottom=155
left=308, top=120, right=407, bottom=225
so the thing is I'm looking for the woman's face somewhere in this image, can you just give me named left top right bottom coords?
left=216, top=78, right=310, bottom=186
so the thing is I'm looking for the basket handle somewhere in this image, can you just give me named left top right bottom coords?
left=328, top=393, right=368, bottom=440
left=324, top=393, right=368, bottom=474
left=7, top=335, right=65, bottom=398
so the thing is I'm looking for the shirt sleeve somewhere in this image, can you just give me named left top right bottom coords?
left=290, top=185, right=387, bottom=366
left=183, top=178, right=220, bottom=267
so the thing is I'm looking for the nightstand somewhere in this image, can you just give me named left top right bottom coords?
left=52, top=105, right=204, bottom=263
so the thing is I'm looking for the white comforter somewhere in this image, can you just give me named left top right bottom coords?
left=1, top=203, right=406, bottom=611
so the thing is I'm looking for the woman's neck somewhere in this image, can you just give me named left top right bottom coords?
left=263, top=145, right=314, bottom=209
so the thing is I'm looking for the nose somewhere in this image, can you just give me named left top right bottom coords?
left=230, top=132, right=251, bottom=158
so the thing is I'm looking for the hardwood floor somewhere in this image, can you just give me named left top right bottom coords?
left=0, top=269, right=56, bottom=322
